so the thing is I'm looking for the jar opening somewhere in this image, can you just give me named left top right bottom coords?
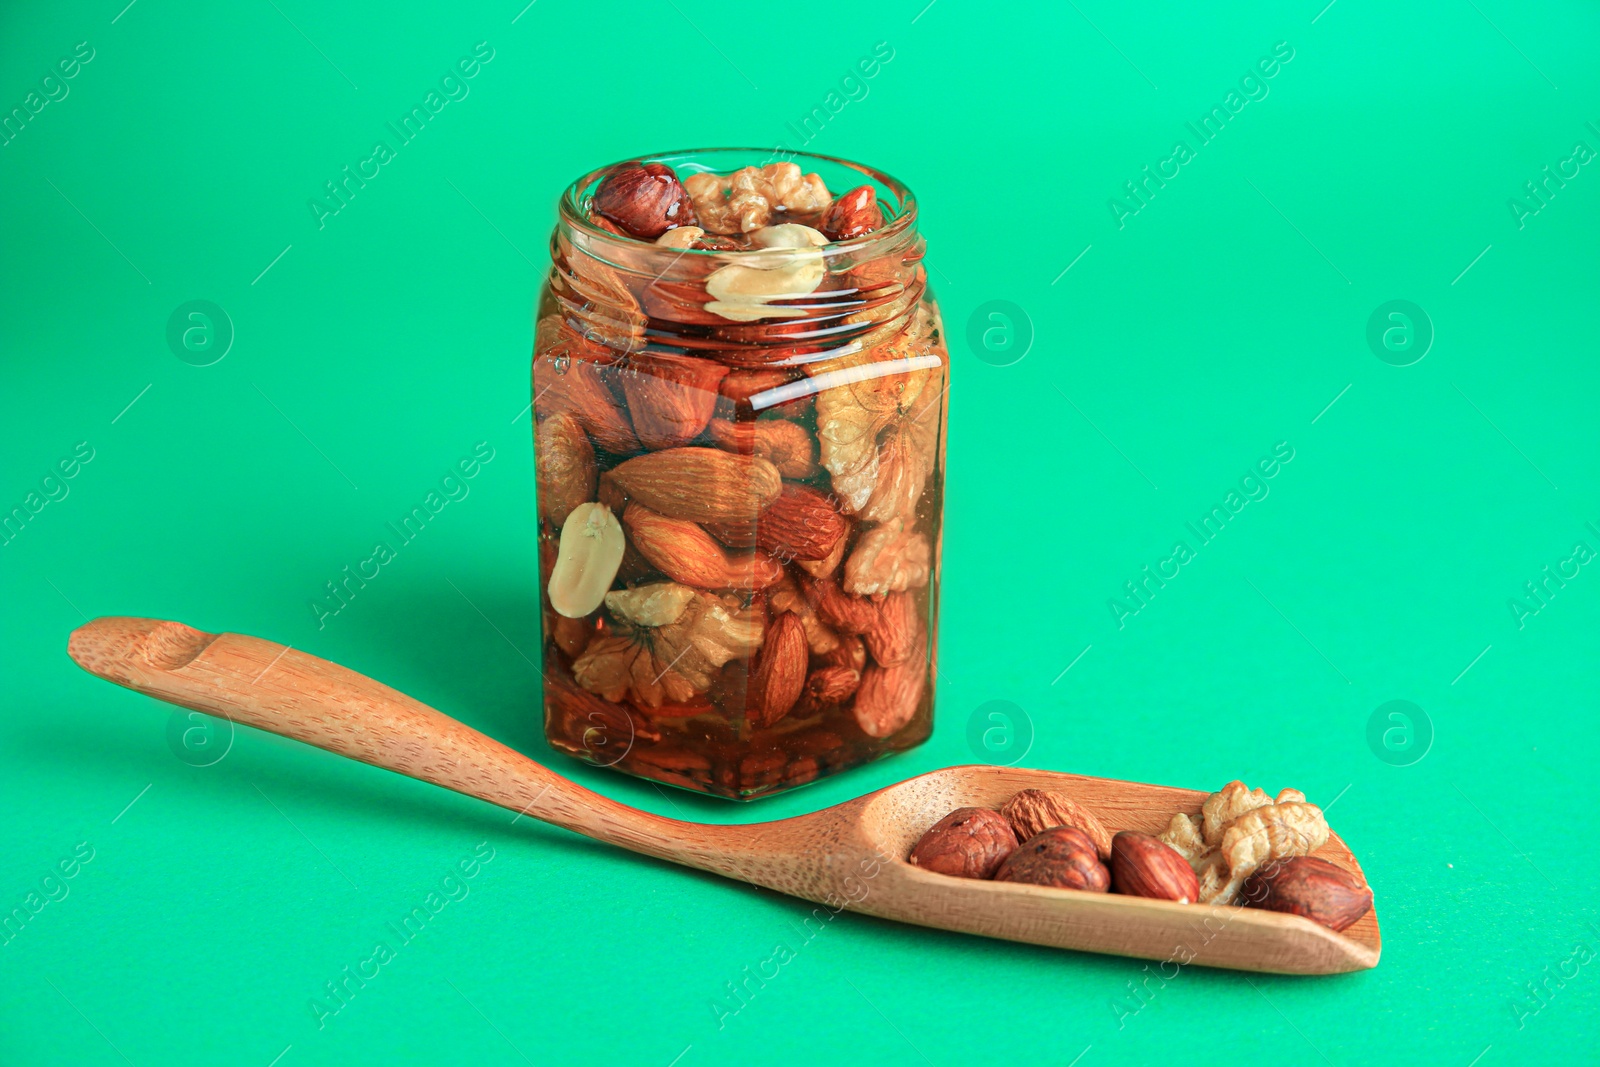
left=547, top=149, right=927, bottom=365
left=556, top=147, right=918, bottom=259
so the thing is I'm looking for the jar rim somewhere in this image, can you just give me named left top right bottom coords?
left=556, top=147, right=919, bottom=257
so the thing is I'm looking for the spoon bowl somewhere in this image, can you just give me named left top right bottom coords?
left=67, top=616, right=1378, bottom=975
left=828, top=765, right=1378, bottom=974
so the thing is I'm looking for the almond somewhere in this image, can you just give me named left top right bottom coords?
left=819, top=184, right=885, bottom=241
left=620, top=353, right=729, bottom=450
left=623, top=504, right=783, bottom=592
left=786, top=729, right=845, bottom=759
left=815, top=633, right=866, bottom=673
left=700, top=518, right=758, bottom=550
left=544, top=672, right=660, bottom=757
left=614, top=538, right=661, bottom=587
left=1110, top=831, right=1199, bottom=903
left=782, top=757, right=821, bottom=786
left=551, top=247, right=645, bottom=353
left=718, top=367, right=812, bottom=418
left=853, top=629, right=926, bottom=738
left=796, top=530, right=848, bottom=579
left=546, top=671, right=623, bottom=725
left=596, top=472, right=628, bottom=514
left=802, top=665, right=860, bottom=706
left=767, top=574, right=840, bottom=655
left=534, top=332, right=638, bottom=454
left=548, top=612, right=595, bottom=659
left=1002, top=789, right=1113, bottom=860
left=760, top=484, right=847, bottom=561
left=631, top=746, right=713, bottom=774
left=799, top=574, right=880, bottom=635
left=535, top=413, right=597, bottom=527
left=705, top=418, right=818, bottom=479
left=608, top=447, right=781, bottom=523
left=547, top=503, right=626, bottom=618
left=847, top=254, right=911, bottom=298
left=631, top=693, right=715, bottom=720
left=748, top=612, right=808, bottom=728
left=639, top=277, right=727, bottom=327
left=708, top=316, right=833, bottom=364
left=704, top=484, right=846, bottom=562
left=865, top=591, right=921, bottom=667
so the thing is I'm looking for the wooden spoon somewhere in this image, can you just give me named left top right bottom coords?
left=67, top=617, right=1380, bottom=975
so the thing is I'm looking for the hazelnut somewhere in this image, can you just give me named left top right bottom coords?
left=820, top=185, right=884, bottom=241
left=907, top=807, right=1017, bottom=879
left=1110, top=831, right=1199, bottom=903
left=1240, top=856, right=1373, bottom=932
left=593, top=162, right=696, bottom=239
left=994, top=827, right=1110, bottom=892
left=1001, top=789, right=1113, bottom=859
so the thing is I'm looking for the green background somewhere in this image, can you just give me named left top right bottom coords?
left=4, top=0, right=1597, bottom=1063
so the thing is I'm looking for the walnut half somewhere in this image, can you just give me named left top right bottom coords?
left=683, top=164, right=832, bottom=234
left=572, top=582, right=763, bottom=707
left=1160, top=781, right=1331, bottom=905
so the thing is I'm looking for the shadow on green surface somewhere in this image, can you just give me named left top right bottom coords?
left=14, top=698, right=1366, bottom=989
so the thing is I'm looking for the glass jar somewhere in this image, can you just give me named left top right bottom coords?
left=532, top=149, right=948, bottom=799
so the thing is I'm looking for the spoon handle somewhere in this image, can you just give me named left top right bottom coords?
left=67, top=617, right=738, bottom=867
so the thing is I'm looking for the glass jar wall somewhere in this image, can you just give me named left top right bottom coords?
left=533, top=149, right=948, bottom=799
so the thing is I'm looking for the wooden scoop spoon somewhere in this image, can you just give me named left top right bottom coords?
left=67, top=617, right=1379, bottom=975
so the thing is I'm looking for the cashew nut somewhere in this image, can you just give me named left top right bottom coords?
left=704, top=224, right=829, bottom=322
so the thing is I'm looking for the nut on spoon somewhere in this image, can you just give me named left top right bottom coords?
left=67, top=617, right=1379, bottom=975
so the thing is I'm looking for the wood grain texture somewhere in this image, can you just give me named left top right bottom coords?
left=68, top=616, right=1379, bottom=975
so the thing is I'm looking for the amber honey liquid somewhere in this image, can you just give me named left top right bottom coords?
left=534, top=155, right=945, bottom=799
